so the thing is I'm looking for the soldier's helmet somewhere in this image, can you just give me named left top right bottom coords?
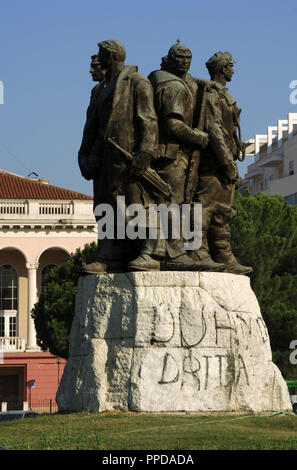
left=167, top=39, right=192, bottom=60
left=205, top=51, right=235, bottom=76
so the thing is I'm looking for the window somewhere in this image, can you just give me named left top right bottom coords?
left=9, top=316, right=17, bottom=337
left=289, top=161, right=294, bottom=176
left=0, top=317, right=4, bottom=337
left=0, top=265, right=18, bottom=337
left=41, top=265, right=56, bottom=292
left=0, top=265, right=17, bottom=311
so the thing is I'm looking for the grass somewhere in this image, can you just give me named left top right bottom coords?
left=0, top=411, right=296, bottom=450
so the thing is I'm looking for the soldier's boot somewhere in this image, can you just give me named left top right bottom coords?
left=189, top=231, right=227, bottom=272
left=80, top=240, right=131, bottom=274
left=80, top=259, right=107, bottom=275
left=128, top=238, right=161, bottom=271
left=128, top=221, right=196, bottom=272
left=128, top=253, right=161, bottom=271
left=210, top=229, right=253, bottom=275
left=80, top=259, right=127, bottom=274
left=129, top=240, right=209, bottom=272
left=163, top=252, right=202, bottom=271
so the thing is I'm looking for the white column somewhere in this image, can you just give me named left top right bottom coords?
left=267, top=126, right=277, bottom=153
left=277, top=120, right=288, bottom=148
left=1, top=402, right=7, bottom=412
left=288, top=113, right=297, bottom=139
left=26, top=262, right=39, bottom=350
left=254, top=134, right=268, bottom=160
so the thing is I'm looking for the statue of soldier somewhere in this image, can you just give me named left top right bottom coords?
left=190, top=51, right=252, bottom=275
left=78, top=54, right=105, bottom=181
left=129, top=42, right=225, bottom=271
left=78, top=40, right=159, bottom=273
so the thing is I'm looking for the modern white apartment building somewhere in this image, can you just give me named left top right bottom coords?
left=241, top=112, right=297, bottom=205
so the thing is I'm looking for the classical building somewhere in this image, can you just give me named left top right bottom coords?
left=0, top=170, right=96, bottom=410
left=241, top=112, right=297, bottom=204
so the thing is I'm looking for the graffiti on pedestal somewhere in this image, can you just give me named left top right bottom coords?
left=149, top=300, right=268, bottom=393
left=158, top=349, right=249, bottom=392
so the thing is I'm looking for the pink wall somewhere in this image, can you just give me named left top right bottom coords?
left=2, top=352, right=66, bottom=402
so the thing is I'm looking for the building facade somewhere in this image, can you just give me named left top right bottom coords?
left=241, top=112, right=297, bottom=204
left=0, top=170, right=96, bottom=410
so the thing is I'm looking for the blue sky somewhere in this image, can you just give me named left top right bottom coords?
left=0, top=0, right=297, bottom=195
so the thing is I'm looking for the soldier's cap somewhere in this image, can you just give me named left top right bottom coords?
left=205, top=51, right=235, bottom=68
left=97, top=40, right=126, bottom=61
left=168, top=40, right=192, bottom=59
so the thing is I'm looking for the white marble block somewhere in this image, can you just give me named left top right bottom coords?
left=56, top=272, right=292, bottom=412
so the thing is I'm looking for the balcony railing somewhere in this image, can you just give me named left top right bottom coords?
left=38, top=202, right=73, bottom=215
left=0, top=337, right=26, bottom=352
left=0, top=201, right=73, bottom=217
left=0, top=201, right=28, bottom=215
left=0, top=200, right=95, bottom=224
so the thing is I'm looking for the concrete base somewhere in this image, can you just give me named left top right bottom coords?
left=56, top=272, right=292, bottom=413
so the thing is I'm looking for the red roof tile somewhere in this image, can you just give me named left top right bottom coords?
left=0, top=170, right=93, bottom=200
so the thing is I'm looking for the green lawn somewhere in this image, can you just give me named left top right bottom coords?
left=0, top=411, right=296, bottom=450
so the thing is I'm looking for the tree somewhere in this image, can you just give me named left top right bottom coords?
left=32, top=242, right=98, bottom=359
left=231, top=190, right=297, bottom=378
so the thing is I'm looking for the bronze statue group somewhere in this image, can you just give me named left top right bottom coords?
left=78, top=39, right=252, bottom=276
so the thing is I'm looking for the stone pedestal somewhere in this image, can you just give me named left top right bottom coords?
left=56, top=272, right=292, bottom=413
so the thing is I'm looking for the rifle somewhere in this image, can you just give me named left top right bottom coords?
left=184, top=84, right=209, bottom=204
left=234, top=115, right=247, bottom=162
left=107, top=137, right=172, bottom=199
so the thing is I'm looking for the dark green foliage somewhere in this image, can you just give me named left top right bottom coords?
left=231, top=191, right=297, bottom=378
left=32, top=242, right=98, bottom=359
